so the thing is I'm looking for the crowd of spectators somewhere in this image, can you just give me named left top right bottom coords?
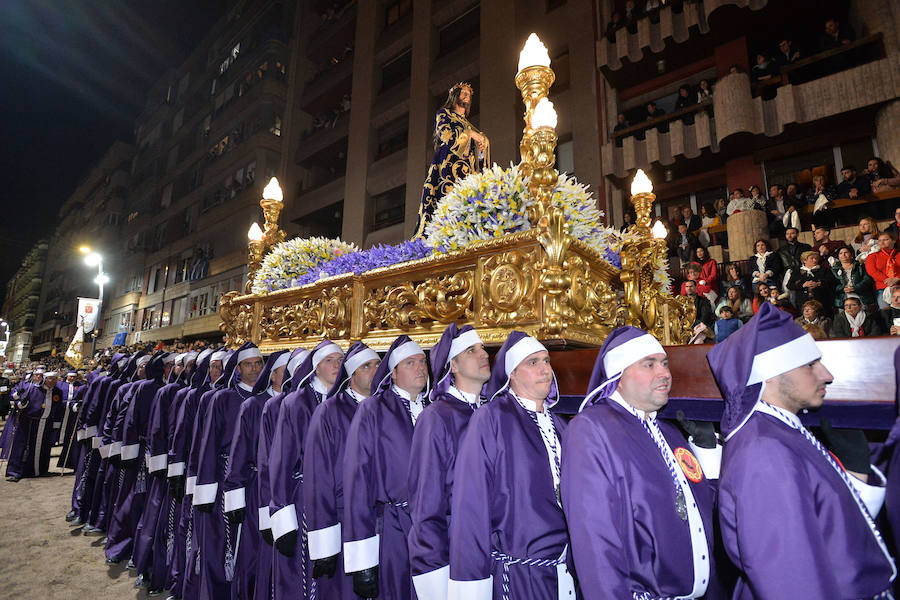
left=672, top=209, right=900, bottom=343
left=613, top=79, right=713, bottom=144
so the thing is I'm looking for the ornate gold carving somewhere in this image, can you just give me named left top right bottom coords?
left=363, top=273, right=475, bottom=332
left=321, top=284, right=353, bottom=338
left=219, top=291, right=253, bottom=347
left=260, top=198, right=286, bottom=248
left=480, top=249, right=540, bottom=326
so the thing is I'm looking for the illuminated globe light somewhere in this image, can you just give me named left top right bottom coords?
left=518, top=33, right=551, bottom=72
left=78, top=245, right=92, bottom=255
left=263, top=177, right=283, bottom=202
left=85, top=252, right=102, bottom=267
left=94, top=273, right=110, bottom=285
left=631, top=169, right=654, bottom=196
left=652, top=221, right=668, bottom=239
left=248, top=222, right=264, bottom=241
left=531, top=98, right=558, bottom=129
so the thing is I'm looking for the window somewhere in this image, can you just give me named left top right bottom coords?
left=246, top=161, right=256, bottom=184
left=161, top=184, right=173, bottom=208
left=552, top=51, right=571, bottom=92
left=438, top=6, right=480, bottom=56
left=557, top=139, right=574, bottom=174
left=381, top=50, right=412, bottom=91
left=173, top=108, right=184, bottom=132
left=370, top=185, right=406, bottom=231
left=219, top=42, right=241, bottom=74
left=269, top=114, right=282, bottom=137
left=385, top=0, right=412, bottom=26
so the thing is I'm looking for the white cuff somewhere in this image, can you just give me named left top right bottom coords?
left=851, top=465, right=887, bottom=518
left=224, top=487, right=246, bottom=512
left=308, top=522, right=341, bottom=560
left=413, top=565, right=450, bottom=600
left=689, top=441, right=722, bottom=480
left=271, top=504, right=299, bottom=541
left=193, top=482, right=217, bottom=505
left=121, top=443, right=140, bottom=461
left=53, top=422, right=61, bottom=429
left=84, top=425, right=98, bottom=438
left=110, top=441, right=122, bottom=456
left=448, top=576, right=493, bottom=600
left=343, top=535, right=380, bottom=572
left=92, top=437, right=102, bottom=450
left=168, top=461, right=185, bottom=477
left=185, top=476, right=196, bottom=496
left=148, top=453, right=168, bottom=473
left=77, top=430, right=86, bottom=441
left=258, top=506, right=271, bottom=531
left=98, top=444, right=111, bottom=459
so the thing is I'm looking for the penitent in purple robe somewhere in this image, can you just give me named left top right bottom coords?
left=719, top=409, right=896, bottom=599
left=167, top=350, right=214, bottom=597
left=56, top=381, right=84, bottom=469
left=193, top=344, right=257, bottom=600
left=4, top=383, right=64, bottom=479
left=106, top=353, right=166, bottom=562
left=222, top=349, right=284, bottom=600
left=132, top=368, right=186, bottom=589
left=69, top=371, right=111, bottom=518
left=562, top=397, right=722, bottom=599
left=343, top=335, right=426, bottom=600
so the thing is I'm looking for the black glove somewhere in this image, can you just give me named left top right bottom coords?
left=675, top=410, right=718, bottom=448
left=120, top=458, right=137, bottom=469
left=818, top=417, right=871, bottom=474
left=352, top=566, right=379, bottom=598
left=109, top=454, right=121, bottom=467
left=196, top=502, right=213, bottom=514
left=261, top=528, right=274, bottom=546
left=313, top=554, right=339, bottom=579
left=225, top=508, right=245, bottom=524
left=275, top=530, right=297, bottom=557
left=169, top=476, right=185, bottom=501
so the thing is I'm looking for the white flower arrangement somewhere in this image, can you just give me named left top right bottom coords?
left=251, top=236, right=359, bottom=294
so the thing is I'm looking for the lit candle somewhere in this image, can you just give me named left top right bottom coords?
left=262, top=177, right=283, bottom=202
left=518, top=33, right=551, bottom=72
left=652, top=220, right=668, bottom=239
left=631, top=169, right=653, bottom=195
left=531, top=98, right=557, bottom=129
left=247, top=222, right=264, bottom=241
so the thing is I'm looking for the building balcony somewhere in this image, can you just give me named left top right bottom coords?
left=367, top=148, right=408, bottom=197
left=293, top=176, right=346, bottom=221
left=296, top=114, right=350, bottom=163
left=307, top=2, right=357, bottom=63
left=372, top=82, right=411, bottom=129
left=301, top=59, right=353, bottom=109
left=181, top=313, right=222, bottom=338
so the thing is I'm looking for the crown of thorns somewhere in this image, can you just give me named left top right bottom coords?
left=449, top=82, right=473, bottom=95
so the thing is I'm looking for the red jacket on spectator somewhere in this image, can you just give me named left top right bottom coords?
left=695, top=258, right=719, bottom=293
left=865, top=248, right=900, bottom=290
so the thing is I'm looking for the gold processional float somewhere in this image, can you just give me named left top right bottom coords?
left=219, top=34, right=696, bottom=352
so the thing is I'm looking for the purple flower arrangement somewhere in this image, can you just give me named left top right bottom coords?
left=294, top=238, right=434, bottom=286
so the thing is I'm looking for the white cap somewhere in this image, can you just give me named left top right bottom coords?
left=44, top=371, right=59, bottom=377
left=388, top=341, right=425, bottom=371
left=448, top=329, right=483, bottom=363
left=210, top=350, right=228, bottom=363
left=237, top=347, right=263, bottom=363
left=183, top=351, right=199, bottom=363
left=136, top=355, right=151, bottom=367
left=504, top=336, right=547, bottom=376
left=162, top=353, right=177, bottom=365
left=271, top=352, right=291, bottom=372
left=345, top=348, right=380, bottom=377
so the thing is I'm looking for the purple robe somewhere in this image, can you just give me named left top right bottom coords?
left=132, top=377, right=185, bottom=587
left=448, top=391, right=572, bottom=599
left=257, top=390, right=286, bottom=599
left=343, top=386, right=421, bottom=598
left=194, top=374, right=253, bottom=600
left=55, top=381, right=83, bottom=467
left=223, top=389, right=271, bottom=600
left=70, top=374, right=109, bottom=517
left=85, top=374, right=130, bottom=529
left=719, top=410, right=895, bottom=598
left=562, top=398, right=722, bottom=598
left=4, top=384, right=63, bottom=479
left=304, top=389, right=364, bottom=599
left=407, top=390, right=479, bottom=598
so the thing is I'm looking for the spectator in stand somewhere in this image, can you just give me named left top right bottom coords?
left=613, top=112, right=630, bottom=146
left=645, top=101, right=668, bottom=132
left=778, top=226, right=811, bottom=289
left=697, top=79, right=713, bottom=103
left=767, top=184, right=789, bottom=237
left=773, top=39, right=801, bottom=71
left=697, top=202, right=720, bottom=247
left=645, top=0, right=661, bottom=23
left=674, top=85, right=696, bottom=123
left=865, top=157, right=900, bottom=193
left=803, top=174, right=836, bottom=205
left=751, top=52, right=777, bottom=83
left=813, top=226, right=844, bottom=264
left=830, top=294, right=882, bottom=338
left=788, top=251, right=836, bottom=316
left=752, top=282, right=772, bottom=314
left=621, top=210, right=635, bottom=232
left=672, top=222, right=699, bottom=267
left=751, top=238, right=783, bottom=286
left=785, top=183, right=804, bottom=208
left=680, top=263, right=716, bottom=304
left=714, top=305, right=742, bottom=343
left=886, top=207, right=900, bottom=240
left=722, top=262, right=749, bottom=296
left=727, top=188, right=754, bottom=215
left=832, top=245, right=876, bottom=311
left=681, top=205, right=702, bottom=235
left=624, top=0, right=641, bottom=33
left=683, top=279, right=715, bottom=341
left=819, top=17, right=856, bottom=52
left=717, top=285, right=754, bottom=323
left=606, top=11, right=624, bottom=42
left=748, top=185, right=767, bottom=211
left=835, top=165, right=871, bottom=199
left=693, top=245, right=719, bottom=290
left=715, top=197, right=728, bottom=223
left=768, top=284, right=797, bottom=315
left=804, top=174, right=837, bottom=229
left=880, top=286, right=900, bottom=335
left=852, top=216, right=882, bottom=261
left=865, top=231, right=900, bottom=309
left=794, top=299, right=832, bottom=334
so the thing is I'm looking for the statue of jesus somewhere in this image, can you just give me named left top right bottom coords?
left=414, top=82, right=490, bottom=238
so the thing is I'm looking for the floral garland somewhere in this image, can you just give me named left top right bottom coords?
left=251, top=237, right=359, bottom=294
left=293, top=239, right=433, bottom=286
left=423, top=164, right=615, bottom=254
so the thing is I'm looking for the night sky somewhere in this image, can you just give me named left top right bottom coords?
left=0, top=0, right=225, bottom=293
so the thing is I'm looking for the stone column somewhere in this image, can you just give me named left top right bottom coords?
left=876, top=100, right=900, bottom=172
left=403, top=1, right=434, bottom=238
left=726, top=209, right=768, bottom=261
left=479, top=0, right=518, bottom=166
left=342, top=2, right=378, bottom=246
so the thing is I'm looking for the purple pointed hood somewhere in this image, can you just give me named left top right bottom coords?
left=484, top=331, right=558, bottom=407
left=370, top=335, right=429, bottom=396
left=226, top=341, right=262, bottom=388
left=707, top=302, right=822, bottom=440
left=580, top=326, right=665, bottom=411
left=252, top=349, right=289, bottom=395
left=428, top=323, right=484, bottom=401
left=281, top=347, right=311, bottom=393
left=326, top=341, right=380, bottom=398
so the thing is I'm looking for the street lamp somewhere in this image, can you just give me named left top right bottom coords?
left=79, top=247, right=107, bottom=334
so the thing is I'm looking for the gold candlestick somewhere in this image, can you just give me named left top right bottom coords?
left=515, top=34, right=555, bottom=180
left=246, top=223, right=264, bottom=294
left=261, top=177, right=286, bottom=249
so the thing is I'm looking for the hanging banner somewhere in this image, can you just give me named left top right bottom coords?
left=76, top=297, right=101, bottom=333
left=65, top=325, right=84, bottom=369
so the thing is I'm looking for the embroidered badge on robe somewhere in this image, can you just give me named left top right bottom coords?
left=674, top=447, right=703, bottom=483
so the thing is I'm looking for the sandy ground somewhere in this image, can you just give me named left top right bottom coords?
left=0, top=418, right=150, bottom=600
